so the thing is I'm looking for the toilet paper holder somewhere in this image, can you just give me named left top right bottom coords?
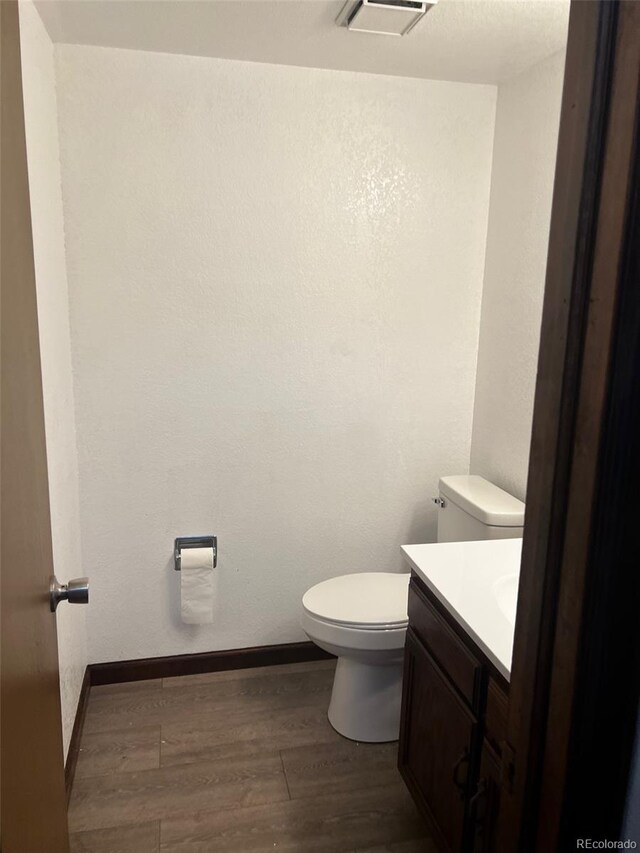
left=174, top=535, right=217, bottom=571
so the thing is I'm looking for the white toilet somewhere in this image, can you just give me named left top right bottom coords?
left=301, top=475, right=525, bottom=743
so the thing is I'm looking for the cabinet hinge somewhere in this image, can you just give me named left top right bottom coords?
left=500, top=740, right=516, bottom=794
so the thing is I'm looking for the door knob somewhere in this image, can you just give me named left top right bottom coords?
left=49, top=575, right=89, bottom=612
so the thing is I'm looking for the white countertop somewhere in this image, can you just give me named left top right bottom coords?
left=401, top=538, right=522, bottom=681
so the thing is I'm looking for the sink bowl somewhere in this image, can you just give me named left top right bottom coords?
left=493, top=572, right=519, bottom=626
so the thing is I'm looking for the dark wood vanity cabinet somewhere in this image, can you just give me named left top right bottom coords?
left=472, top=743, right=502, bottom=853
left=398, top=575, right=509, bottom=853
left=400, top=629, right=478, bottom=852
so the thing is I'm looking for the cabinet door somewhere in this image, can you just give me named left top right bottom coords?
left=472, top=743, right=501, bottom=853
left=399, top=628, right=478, bottom=853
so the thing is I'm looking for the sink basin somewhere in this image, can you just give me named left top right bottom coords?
left=493, top=573, right=519, bottom=626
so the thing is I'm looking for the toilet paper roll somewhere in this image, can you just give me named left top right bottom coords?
left=180, top=546, right=215, bottom=624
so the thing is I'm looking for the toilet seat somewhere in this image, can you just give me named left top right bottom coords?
left=302, top=572, right=410, bottom=630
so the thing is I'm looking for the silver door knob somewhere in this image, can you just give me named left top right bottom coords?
left=49, top=575, right=89, bottom=612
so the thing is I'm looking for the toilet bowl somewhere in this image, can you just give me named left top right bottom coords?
left=301, top=572, right=410, bottom=743
left=301, top=477, right=524, bottom=743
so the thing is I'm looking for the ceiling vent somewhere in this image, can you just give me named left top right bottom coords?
left=336, top=0, right=437, bottom=37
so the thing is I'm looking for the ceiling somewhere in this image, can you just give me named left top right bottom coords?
left=35, top=0, right=570, bottom=85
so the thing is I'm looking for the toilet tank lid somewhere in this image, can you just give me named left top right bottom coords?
left=439, top=475, right=525, bottom=527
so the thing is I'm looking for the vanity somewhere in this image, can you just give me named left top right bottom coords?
left=398, top=538, right=521, bottom=853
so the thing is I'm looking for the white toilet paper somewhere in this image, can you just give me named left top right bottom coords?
left=180, top=546, right=215, bottom=624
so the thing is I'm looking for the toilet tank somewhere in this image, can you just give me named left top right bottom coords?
left=436, top=475, right=525, bottom=543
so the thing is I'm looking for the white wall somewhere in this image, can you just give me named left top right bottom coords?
left=54, top=44, right=497, bottom=663
left=470, top=51, right=565, bottom=501
left=19, top=0, right=87, bottom=757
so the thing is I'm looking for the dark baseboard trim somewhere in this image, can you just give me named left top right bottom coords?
left=89, top=641, right=332, bottom=686
left=65, top=666, right=91, bottom=802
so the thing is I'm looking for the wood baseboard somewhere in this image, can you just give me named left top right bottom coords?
left=64, top=666, right=91, bottom=802
left=88, top=641, right=332, bottom=686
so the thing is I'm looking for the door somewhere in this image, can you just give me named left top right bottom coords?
left=1, top=2, right=70, bottom=850
left=399, top=628, right=478, bottom=852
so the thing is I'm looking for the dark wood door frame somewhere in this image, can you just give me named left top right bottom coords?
left=497, top=1, right=640, bottom=849
left=560, top=90, right=640, bottom=847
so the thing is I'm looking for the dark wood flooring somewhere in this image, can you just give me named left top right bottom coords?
left=68, top=660, right=433, bottom=852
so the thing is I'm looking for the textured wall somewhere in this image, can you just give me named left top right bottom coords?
left=55, top=44, right=496, bottom=663
left=470, top=51, right=565, bottom=501
left=19, top=0, right=88, bottom=756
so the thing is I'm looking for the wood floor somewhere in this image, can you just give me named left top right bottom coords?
left=68, top=659, right=434, bottom=852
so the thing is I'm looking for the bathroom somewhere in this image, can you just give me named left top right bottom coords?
left=8, top=0, right=632, bottom=850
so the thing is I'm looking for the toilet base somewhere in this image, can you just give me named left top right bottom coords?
left=327, top=655, right=404, bottom=743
